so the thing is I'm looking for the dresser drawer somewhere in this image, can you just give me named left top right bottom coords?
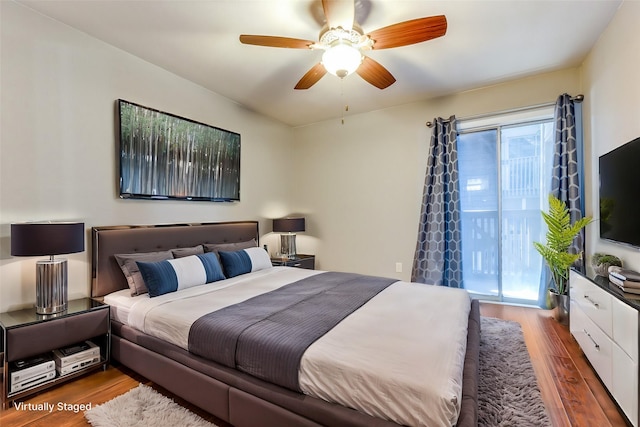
left=612, top=296, right=639, bottom=362
left=613, top=343, right=639, bottom=426
left=570, top=270, right=640, bottom=427
left=571, top=303, right=613, bottom=390
left=571, top=271, right=613, bottom=337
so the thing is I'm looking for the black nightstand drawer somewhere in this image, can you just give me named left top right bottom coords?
left=286, top=257, right=314, bottom=269
left=6, top=308, right=108, bottom=362
left=271, top=254, right=315, bottom=270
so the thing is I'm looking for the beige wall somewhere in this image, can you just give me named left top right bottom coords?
left=0, top=2, right=294, bottom=311
left=582, top=0, right=640, bottom=272
left=2, top=1, right=634, bottom=312
left=292, top=69, right=581, bottom=279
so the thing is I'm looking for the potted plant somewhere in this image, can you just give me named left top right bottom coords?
left=533, top=195, right=591, bottom=324
left=591, top=253, right=622, bottom=277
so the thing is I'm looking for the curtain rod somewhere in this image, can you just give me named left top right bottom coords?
left=425, top=94, right=584, bottom=127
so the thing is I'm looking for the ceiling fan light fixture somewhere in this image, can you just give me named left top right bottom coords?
left=322, top=42, right=362, bottom=78
left=239, top=5, right=446, bottom=90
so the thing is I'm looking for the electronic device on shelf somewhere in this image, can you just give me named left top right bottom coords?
left=10, top=370, right=56, bottom=394
left=10, top=353, right=56, bottom=386
left=12, top=352, right=53, bottom=371
left=53, top=340, right=100, bottom=368
left=56, top=355, right=101, bottom=376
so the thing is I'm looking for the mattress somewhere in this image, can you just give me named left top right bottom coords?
left=105, top=266, right=471, bottom=427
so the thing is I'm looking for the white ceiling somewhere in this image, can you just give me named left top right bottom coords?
left=18, top=0, right=622, bottom=127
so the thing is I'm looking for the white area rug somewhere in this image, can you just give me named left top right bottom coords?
left=84, top=383, right=217, bottom=427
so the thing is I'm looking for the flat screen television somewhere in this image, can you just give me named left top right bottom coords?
left=118, top=99, right=240, bottom=202
left=599, top=136, right=640, bottom=248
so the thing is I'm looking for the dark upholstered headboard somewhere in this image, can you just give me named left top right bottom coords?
left=91, top=221, right=259, bottom=298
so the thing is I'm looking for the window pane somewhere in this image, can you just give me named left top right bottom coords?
left=458, top=130, right=499, bottom=297
left=500, top=122, right=554, bottom=301
left=457, top=120, right=554, bottom=304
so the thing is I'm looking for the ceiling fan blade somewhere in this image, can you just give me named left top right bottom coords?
left=322, top=0, right=355, bottom=30
left=367, top=15, right=447, bottom=50
left=239, top=35, right=314, bottom=49
left=295, top=63, right=328, bottom=90
left=356, top=56, right=396, bottom=89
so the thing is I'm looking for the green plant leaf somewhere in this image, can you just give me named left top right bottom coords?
left=533, top=195, right=592, bottom=295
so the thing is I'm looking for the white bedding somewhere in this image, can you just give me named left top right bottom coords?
left=105, top=267, right=471, bottom=427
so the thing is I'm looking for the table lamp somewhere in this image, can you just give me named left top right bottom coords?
left=11, top=222, right=85, bottom=314
left=273, top=217, right=305, bottom=259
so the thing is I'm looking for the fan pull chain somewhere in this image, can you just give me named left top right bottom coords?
left=342, top=105, right=349, bottom=125
left=341, top=79, right=348, bottom=125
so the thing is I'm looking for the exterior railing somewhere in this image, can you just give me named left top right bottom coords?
left=461, top=209, right=542, bottom=283
left=501, top=156, right=540, bottom=198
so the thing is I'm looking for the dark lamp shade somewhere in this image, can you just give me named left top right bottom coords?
left=11, top=222, right=85, bottom=256
left=273, top=217, right=305, bottom=233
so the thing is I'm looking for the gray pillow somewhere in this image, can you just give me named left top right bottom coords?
left=171, top=245, right=204, bottom=258
left=203, top=239, right=257, bottom=257
left=114, top=250, right=174, bottom=296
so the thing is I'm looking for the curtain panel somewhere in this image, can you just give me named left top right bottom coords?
left=537, top=93, right=585, bottom=307
left=551, top=93, right=585, bottom=271
left=411, top=116, right=463, bottom=287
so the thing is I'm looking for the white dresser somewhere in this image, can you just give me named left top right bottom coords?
left=570, top=269, right=639, bottom=426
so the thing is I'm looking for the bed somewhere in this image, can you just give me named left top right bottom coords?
left=91, top=221, right=480, bottom=427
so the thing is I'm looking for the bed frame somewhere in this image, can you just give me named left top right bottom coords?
left=91, top=221, right=480, bottom=427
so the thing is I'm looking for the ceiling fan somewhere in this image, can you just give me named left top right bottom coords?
left=239, top=0, right=447, bottom=90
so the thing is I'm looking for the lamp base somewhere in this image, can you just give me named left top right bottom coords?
left=280, top=234, right=297, bottom=259
left=36, top=258, right=68, bottom=315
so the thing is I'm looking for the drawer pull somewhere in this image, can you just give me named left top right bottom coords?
left=293, top=263, right=301, bottom=267
left=584, top=329, right=600, bottom=351
left=584, top=294, right=600, bottom=309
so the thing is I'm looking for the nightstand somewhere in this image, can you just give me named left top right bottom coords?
left=0, top=298, right=110, bottom=408
left=271, top=254, right=315, bottom=270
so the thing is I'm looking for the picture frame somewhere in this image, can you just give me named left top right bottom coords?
left=117, top=99, right=240, bottom=202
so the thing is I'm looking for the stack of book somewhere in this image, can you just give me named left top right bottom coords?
left=609, top=266, right=640, bottom=294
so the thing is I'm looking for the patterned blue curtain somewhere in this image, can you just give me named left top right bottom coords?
left=411, top=116, right=463, bottom=287
left=538, top=94, right=584, bottom=305
left=552, top=94, right=585, bottom=267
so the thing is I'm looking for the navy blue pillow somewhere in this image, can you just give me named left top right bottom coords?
left=218, top=250, right=252, bottom=278
left=137, top=253, right=226, bottom=297
left=218, top=247, right=273, bottom=278
left=137, top=260, right=179, bottom=297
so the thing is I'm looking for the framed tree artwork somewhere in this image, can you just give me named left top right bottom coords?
left=117, top=99, right=240, bottom=202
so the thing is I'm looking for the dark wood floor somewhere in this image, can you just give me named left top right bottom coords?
left=0, top=302, right=629, bottom=426
left=480, top=302, right=628, bottom=427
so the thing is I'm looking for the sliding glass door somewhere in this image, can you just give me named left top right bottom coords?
left=457, top=120, right=554, bottom=304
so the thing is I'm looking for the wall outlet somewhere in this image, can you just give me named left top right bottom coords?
left=395, top=262, right=402, bottom=273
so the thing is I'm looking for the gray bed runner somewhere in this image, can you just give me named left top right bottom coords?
left=188, top=271, right=397, bottom=391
